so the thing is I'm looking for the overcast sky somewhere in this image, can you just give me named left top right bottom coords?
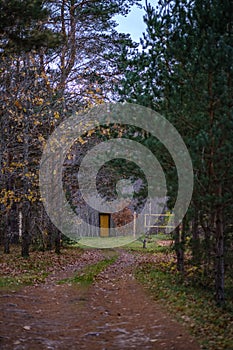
left=114, top=1, right=157, bottom=42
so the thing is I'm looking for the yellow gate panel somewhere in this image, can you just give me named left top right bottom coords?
left=99, top=214, right=110, bottom=237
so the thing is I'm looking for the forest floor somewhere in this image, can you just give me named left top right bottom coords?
left=0, top=247, right=201, bottom=350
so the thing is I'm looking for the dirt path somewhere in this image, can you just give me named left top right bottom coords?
left=0, top=250, right=201, bottom=350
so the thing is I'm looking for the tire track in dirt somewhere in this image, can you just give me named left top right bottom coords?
left=0, top=250, right=201, bottom=350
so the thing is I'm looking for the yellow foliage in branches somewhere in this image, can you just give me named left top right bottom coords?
left=77, top=136, right=86, bottom=145
left=33, top=97, right=44, bottom=106
left=54, top=111, right=60, bottom=119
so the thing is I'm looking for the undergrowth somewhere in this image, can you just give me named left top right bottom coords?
left=136, top=262, right=233, bottom=350
left=0, top=245, right=83, bottom=288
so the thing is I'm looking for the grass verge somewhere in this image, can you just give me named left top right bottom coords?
left=77, top=233, right=173, bottom=250
left=0, top=272, right=49, bottom=289
left=123, top=233, right=173, bottom=253
left=136, top=262, right=233, bottom=350
left=0, top=245, right=83, bottom=289
left=58, top=255, right=118, bottom=286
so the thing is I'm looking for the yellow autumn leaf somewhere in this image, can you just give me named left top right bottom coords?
left=77, top=136, right=86, bottom=145
left=38, top=135, right=45, bottom=142
left=34, top=97, right=44, bottom=106
left=54, top=111, right=60, bottom=119
left=17, top=135, right=23, bottom=142
left=87, top=129, right=95, bottom=137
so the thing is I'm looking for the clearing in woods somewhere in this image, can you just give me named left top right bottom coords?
left=0, top=249, right=201, bottom=350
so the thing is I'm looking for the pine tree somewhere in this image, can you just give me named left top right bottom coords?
left=118, top=0, right=233, bottom=305
left=0, top=0, right=60, bottom=54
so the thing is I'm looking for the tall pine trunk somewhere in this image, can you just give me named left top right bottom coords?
left=215, top=185, right=225, bottom=306
left=21, top=82, right=30, bottom=258
left=191, top=208, right=200, bottom=265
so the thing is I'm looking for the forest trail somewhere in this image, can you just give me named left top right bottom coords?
left=0, top=250, right=201, bottom=350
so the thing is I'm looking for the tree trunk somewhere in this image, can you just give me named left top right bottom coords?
left=4, top=213, right=10, bottom=254
left=202, top=224, right=212, bottom=277
left=46, top=232, right=53, bottom=251
left=215, top=186, right=225, bottom=306
left=54, top=228, right=61, bottom=255
left=174, top=225, right=184, bottom=273
left=21, top=203, right=30, bottom=258
left=191, top=208, right=200, bottom=265
left=21, top=232, right=30, bottom=257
